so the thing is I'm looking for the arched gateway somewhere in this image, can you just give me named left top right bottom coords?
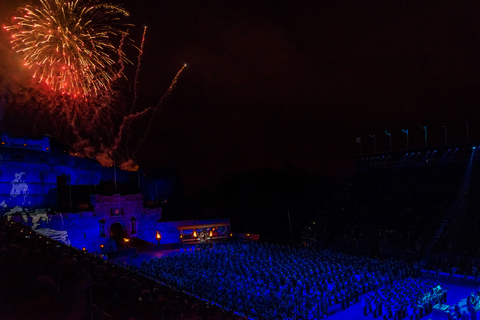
left=91, top=193, right=161, bottom=241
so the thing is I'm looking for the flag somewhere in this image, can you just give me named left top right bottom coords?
left=356, top=137, right=361, bottom=143
left=368, top=134, right=375, bottom=138
left=402, top=129, right=408, bottom=134
left=385, top=130, right=391, bottom=136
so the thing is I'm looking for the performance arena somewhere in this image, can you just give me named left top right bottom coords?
left=2, top=143, right=480, bottom=320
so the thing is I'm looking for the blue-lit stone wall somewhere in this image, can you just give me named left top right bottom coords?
left=0, top=150, right=104, bottom=209
left=0, top=135, right=193, bottom=252
left=59, top=212, right=164, bottom=252
left=140, top=176, right=175, bottom=203
left=0, top=135, right=173, bottom=212
left=134, top=213, right=164, bottom=244
left=7, top=211, right=162, bottom=252
left=52, top=212, right=162, bottom=252
left=53, top=213, right=101, bottom=251
left=7, top=211, right=230, bottom=252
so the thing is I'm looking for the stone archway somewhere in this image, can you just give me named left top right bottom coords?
left=110, top=221, right=126, bottom=240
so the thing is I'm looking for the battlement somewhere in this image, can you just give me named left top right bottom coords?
left=1, top=133, right=51, bottom=152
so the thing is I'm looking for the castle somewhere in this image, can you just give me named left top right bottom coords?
left=0, top=133, right=230, bottom=252
left=0, top=133, right=170, bottom=251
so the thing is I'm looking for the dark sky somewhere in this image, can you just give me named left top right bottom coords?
left=3, top=0, right=480, bottom=193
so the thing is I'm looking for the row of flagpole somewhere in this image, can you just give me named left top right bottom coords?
left=355, top=122, right=470, bottom=154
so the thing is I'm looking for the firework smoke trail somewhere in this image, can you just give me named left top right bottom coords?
left=88, top=22, right=132, bottom=140
left=120, top=25, right=147, bottom=153
left=131, top=26, right=147, bottom=113
left=112, top=104, right=156, bottom=152
left=4, top=0, right=132, bottom=97
left=110, top=31, right=129, bottom=84
left=89, top=31, right=129, bottom=129
left=112, top=64, right=186, bottom=157
left=132, top=64, right=186, bottom=158
left=3, top=1, right=188, bottom=169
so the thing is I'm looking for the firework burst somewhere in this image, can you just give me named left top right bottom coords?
left=2, top=1, right=188, bottom=169
left=3, top=0, right=132, bottom=97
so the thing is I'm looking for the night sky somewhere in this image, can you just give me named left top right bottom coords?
left=3, top=0, right=480, bottom=193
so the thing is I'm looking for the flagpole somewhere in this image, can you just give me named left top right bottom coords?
left=402, top=129, right=409, bottom=149
left=420, top=126, right=427, bottom=147
left=356, top=137, right=362, bottom=155
left=385, top=130, right=392, bottom=152
left=425, top=126, right=427, bottom=147
left=113, top=152, right=117, bottom=192
left=465, top=121, right=469, bottom=142
left=407, top=130, right=409, bottom=149
left=368, top=134, right=376, bottom=153
left=138, top=169, right=141, bottom=190
left=443, top=124, right=447, bottom=145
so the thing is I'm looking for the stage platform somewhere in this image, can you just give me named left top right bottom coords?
left=433, top=303, right=450, bottom=317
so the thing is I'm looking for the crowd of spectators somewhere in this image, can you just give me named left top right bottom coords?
left=362, top=278, right=447, bottom=319
left=0, top=218, right=242, bottom=320
left=139, top=242, right=414, bottom=320
left=7, top=155, right=479, bottom=319
left=9, top=149, right=480, bottom=319
left=1, top=214, right=423, bottom=320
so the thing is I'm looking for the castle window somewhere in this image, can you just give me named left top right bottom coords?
left=111, top=208, right=123, bottom=216
left=131, top=217, right=137, bottom=235
left=99, top=219, right=106, bottom=238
